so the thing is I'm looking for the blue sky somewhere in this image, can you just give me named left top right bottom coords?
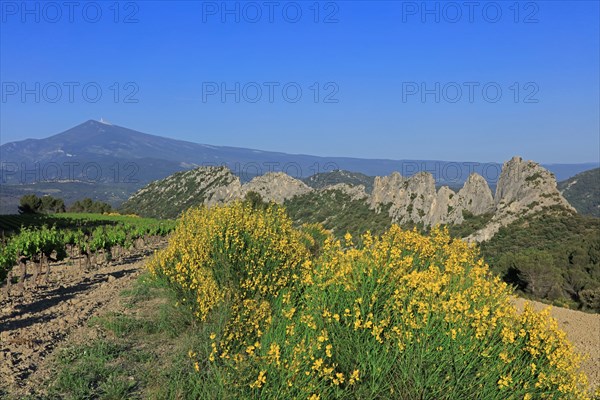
left=1, top=0, right=598, bottom=163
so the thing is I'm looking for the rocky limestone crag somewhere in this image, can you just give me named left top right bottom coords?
left=467, top=156, right=575, bottom=242
left=456, top=173, right=495, bottom=216
left=370, top=172, right=437, bottom=225
left=205, top=170, right=315, bottom=206
left=368, top=157, right=573, bottom=242
left=125, top=156, right=575, bottom=242
left=241, top=172, right=313, bottom=204
left=204, top=176, right=242, bottom=207
left=369, top=171, right=494, bottom=227
left=425, top=186, right=458, bottom=226
left=319, top=183, right=368, bottom=201
left=370, top=172, right=406, bottom=208
left=425, top=173, right=496, bottom=226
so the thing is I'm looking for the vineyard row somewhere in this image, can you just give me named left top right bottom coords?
left=0, top=219, right=175, bottom=297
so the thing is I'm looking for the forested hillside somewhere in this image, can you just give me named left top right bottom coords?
left=559, top=168, right=600, bottom=217
left=479, top=211, right=600, bottom=311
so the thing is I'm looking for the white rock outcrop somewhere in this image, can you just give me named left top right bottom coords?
left=467, top=157, right=574, bottom=242
left=240, top=172, right=313, bottom=204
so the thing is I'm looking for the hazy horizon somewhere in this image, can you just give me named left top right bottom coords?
left=2, top=118, right=599, bottom=166
left=1, top=1, right=599, bottom=164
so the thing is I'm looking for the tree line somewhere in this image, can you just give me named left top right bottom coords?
left=18, top=194, right=112, bottom=214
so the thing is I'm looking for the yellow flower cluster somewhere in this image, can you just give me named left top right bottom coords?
left=148, top=202, right=308, bottom=321
left=149, top=204, right=591, bottom=399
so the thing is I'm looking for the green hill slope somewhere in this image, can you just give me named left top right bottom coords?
left=558, top=167, right=600, bottom=217
left=479, top=210, right=600, bottom=311
left=284, top=188, right=391, bottom=237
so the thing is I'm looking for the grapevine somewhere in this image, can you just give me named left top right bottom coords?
left=0, top=215, right=175, bottom=297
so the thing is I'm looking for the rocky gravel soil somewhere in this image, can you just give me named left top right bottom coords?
left=1, top=248, right=598, bottom=396
left=0, top=245, right=162, bottom=395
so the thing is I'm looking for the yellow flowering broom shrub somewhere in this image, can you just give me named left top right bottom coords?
left=148, top=202, right=308, bottom=358
left=149, top=203, right=591, bottom=399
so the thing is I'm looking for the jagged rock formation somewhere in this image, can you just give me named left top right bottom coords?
left=241, top=172, right=313, bottom=203
left=370, top=171, right=494, bottom=227
left=467, top=157, right=575, bottom=242
left=369, top=157, right=573, bottom=242
left=456, top=173, right=495, bottom=216
left=122, top=156, right=576, bottom=243
left=205, top=177, right=242, bottom=207
left=370, top=172, right=405, bottom=208
left=494, top=156, right=572, bottom=211
left=370, top=172, right=437, bottom=225
left=426, top=186, right=458, bottom=226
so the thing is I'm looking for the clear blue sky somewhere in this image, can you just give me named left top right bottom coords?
left=1, top=1, right=598, bottom=163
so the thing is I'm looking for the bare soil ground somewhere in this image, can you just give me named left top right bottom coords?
left=1, top=252, right=599, bottom=396
left=0, top=245, right=162, bottom=396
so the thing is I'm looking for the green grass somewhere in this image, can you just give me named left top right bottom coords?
left=37, top=273, right=224, bottom=400
left=49, top=341, right=137, bottom=400
left=89, top=312, right=158, bottom=338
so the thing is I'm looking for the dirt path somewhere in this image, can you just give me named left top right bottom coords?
left=0, top=247, right=160, bottom=395
left=1, top=253, right=599, bottom=395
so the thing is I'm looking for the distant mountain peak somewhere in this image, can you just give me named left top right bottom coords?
left=98, top=118, right=112, bottom=126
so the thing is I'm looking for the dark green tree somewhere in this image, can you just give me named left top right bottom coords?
left=244, top=191, right=268, bottom=211
left=40, top=195, right=66, bottom=213
left=511, top=249, right=563, bottom=299
left=18, top=194, right=42, bottom=214
left=68, top=198, right=112, bottom=214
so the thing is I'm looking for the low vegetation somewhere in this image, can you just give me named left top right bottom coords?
left=302, top=170, right=375, bottom=193
left=284, top=189, right=392, bottom=238
left=140, top=202, right=591, bottom=399
left=0, top=213, right=175, bottom=296
left=42, top=274, right=213, bottom=399
left=480, top=211, right=600, bottom=312
left=444, top=210, right=494, bottom=238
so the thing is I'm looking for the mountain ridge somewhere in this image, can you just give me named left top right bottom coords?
left=1, top=120, right=597, bottom=213
left=120, top=156, right=577, bottom=244
left=3, top=120, right=596, bottom=182
left=558, top=167, right=600, bottom=217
